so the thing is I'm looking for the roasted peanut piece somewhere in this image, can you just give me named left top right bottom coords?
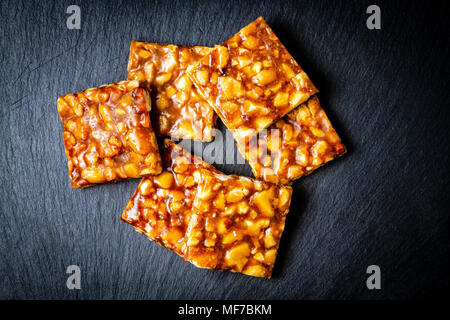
left=154, top=171, right=174, bottom=189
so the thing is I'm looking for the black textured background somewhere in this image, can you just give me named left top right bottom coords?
left=1, top=0, right=449, bottom=300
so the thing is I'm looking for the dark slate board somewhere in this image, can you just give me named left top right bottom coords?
left=1, top=0, right=449, bottom=300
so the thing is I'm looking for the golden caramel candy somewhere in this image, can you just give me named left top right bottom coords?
left=121, top=139, right=220, bottom=256
left=184, top=169, right=292, bottom=278
left=128, top=41, right=216, bottom=141
left=57, top=80, right=162, bottom=188
left=122, top=140, right=292, bottom=278
left=235, top=96, right=346, bottom=184
left=186, top=17, right=318, bottom=139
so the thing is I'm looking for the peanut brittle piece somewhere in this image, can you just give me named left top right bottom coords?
left=235, top=96, right=346, bottom=184
left=122, top=140, right=293, bottom=278
left=121, top=139, right=220, bottom=255
left=57, top=80, right=162, bottom=188
left=128, top=41, right=216, bottom=141
left=184, top=169, right=293, bottom=278
left=187, top=17, right=317, bottom=139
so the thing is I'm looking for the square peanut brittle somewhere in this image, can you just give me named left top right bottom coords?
left=57, top=80, right=162, bottom=188
left=128, top=41, right=216, bottom=141
left=122, top=140, right=293, bottom=278
left=187, top=16, right=318, bottom=139
left=121, top=139, right=220, bottom=256
left=235, top=96, right=346, bottom=184
left=185, top=169, right=293, bottom=278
